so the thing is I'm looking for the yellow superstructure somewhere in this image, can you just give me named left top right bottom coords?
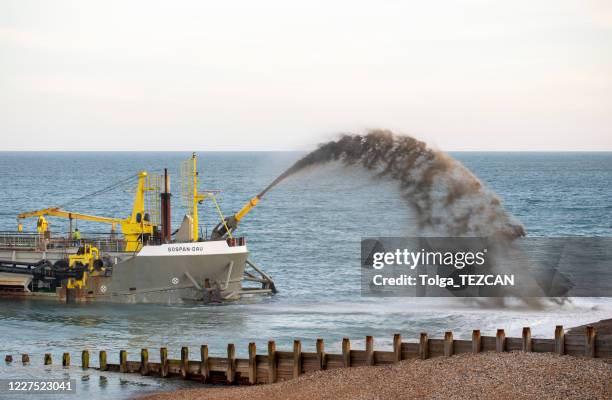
left=67, top=244, right=100, bottom=289
left=17, top=172, right=155, bottom=252
left=191, top=153, right=206, bottom=241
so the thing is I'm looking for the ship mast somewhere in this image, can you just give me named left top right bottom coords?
left=192, top=153, right=199, bottom=241
left=186, top=153, right=206, bottom=242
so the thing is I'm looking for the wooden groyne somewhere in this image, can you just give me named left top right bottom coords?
left=6, top=326, right=611, bottom=386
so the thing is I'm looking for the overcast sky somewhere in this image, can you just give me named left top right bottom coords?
left=1, top=1, right=611, bottom=151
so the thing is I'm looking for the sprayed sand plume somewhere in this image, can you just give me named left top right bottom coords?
left=261, top=130, right=525, bottom=239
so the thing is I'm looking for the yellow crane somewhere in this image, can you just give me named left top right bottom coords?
left=17, top=171, right=155, bottom=252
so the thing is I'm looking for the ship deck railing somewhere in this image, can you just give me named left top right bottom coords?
left=0, top=232, right=144, bottom=253
left=0, top=232, right=43, bottom=249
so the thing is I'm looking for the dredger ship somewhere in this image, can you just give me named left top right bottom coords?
left=0, top=154, right=276, bottom=304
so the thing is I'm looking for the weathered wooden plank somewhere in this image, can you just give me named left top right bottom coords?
left=555, top=325, right=565, bottom=355
left=208, top=357, right=227, bottom=372
left=187, top=360, right=200, bottom=374
left=350, top=349, right=367, bottom=365
left=532, top=338, right=555, bottom=353
left=428, top=338, right=444, bottom=357
left=62, top=352, right=70, bottom=367
left=373, top=351, right=396, bottom=365
left=140, top=349, right=149, bottom=375
left=147, top=362, right=160, bottom=374
left=595, top=336, right=612, bottom=358
left=419, top=333, right=429, bottom=359
left=248, top=342, right=257, bottom=385
left=454, top=340, right=472, bottom=354
left=585, top=326, right=596, bottom=358
left=236, top=358, right=249, bottom=374
left=401, top=342, right=419, bottom=359
left=293, top=340, right=302, bottom=378
left=365, top=336, right=374, bottom=366
left=268, top=341, right=277, bottom=383
left=256, top=355, right=268, bottom=384
left=565, top=344, right=585, bottom=356
left=126, top=360, right=140, bottom=372
left=105, top=363, right=120, bottom=372
left=160, top=348, right=168, bottom=377
left=316, top=338, right=326, bottom=370
left=342, top=338, right=350, bottom=367
left=168, top=360, right=182, bottom=375
left=301, top=352, right=319, bottom=372
left=82, top=350, right=89, bottom=369
left=496, top=329, right=506, bottom=352
left=200, top=345, right=209, bottom=382
left=276, top=357, right=294, bottom=381
left=326, top=353, right=344, bottom=369
left=180, top=347, right=189, bottom=379
left=227, top=344, right=236, bottom=384
left=44, top=353, right=52, bottom=365
left=276, top=351, right=294, bottom=359
left=472, top=330, right=481, bottom=353
left=393, top=334, right=402, bottom=362
left=99, top=351, right=107, bottom=371
left=444, top=332, right=453, bottom=357
left=506, top=338, right=522, bottom=352
left=522, top=327, right=532, bottom=352
left=481, top=336, right=496, bottom=352
left=564, top=335, right=584, bottom=345
left=120, top=350, right=127, bottom=373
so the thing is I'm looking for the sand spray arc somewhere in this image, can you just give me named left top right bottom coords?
left=260, top=130, right=525, bottom=239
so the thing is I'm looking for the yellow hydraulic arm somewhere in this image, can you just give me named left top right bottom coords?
left=17, top=171, right=155, bottom=252
left=210, top=195, right=260, bottom=240
left=18, top=208, right=121, bottom=232
left=234, top=196, right=260, bottom=222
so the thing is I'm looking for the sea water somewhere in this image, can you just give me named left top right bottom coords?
left=0, top=151, right=611, bottom=399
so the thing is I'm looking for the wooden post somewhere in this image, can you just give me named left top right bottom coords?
left=99, top=351, right=107, bottom=371
left=393, top=333, right=402, bottom=362
left=227, top=343, right=236, bottom=384
left=160, top=347, right=168, bottom=378
left=22, top=354, right=30, bottom=364
left=248, top=342, right=257, bottom=385
left=268, top=341, right=277, bottom=384
left=419, top=332, right=429, bottom=360
left=472, top=330, right=481, bottom=353
left=293, top=340, right=302, bottom=379
left=365, top=336, right=374, bottom=366
left=81, top=350, right=89, bottom=369
left=341, top=338, right=350, bottom=368
left=180, top=347, right=189, bottom=379
left=496, top=329, right=506, bottom=352
left=140, top=349, right=149, bottom=375
left=44, top=353, right=52, bottom=365
left=522, top=327, right=532, bottom=352
left=62, top=352, right=70, bottom=367
left=4, top=355, right=12, bottom=363
left=585, top=326, right=596, bottom=358
left=554, top=325, right=565, bottom=355
left=444, top=331, right=453, bottom=357
left=120, top=350, right=127, bottom=373
left=316, top=338, right=325, bottom=370
left=200, top=345, right=209, bottom=383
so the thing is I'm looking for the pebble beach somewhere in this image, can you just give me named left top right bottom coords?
left=140, top=351, right=611, bottom=400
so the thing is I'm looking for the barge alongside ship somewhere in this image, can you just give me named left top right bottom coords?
left=0, top=153, right=275, bottom=304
